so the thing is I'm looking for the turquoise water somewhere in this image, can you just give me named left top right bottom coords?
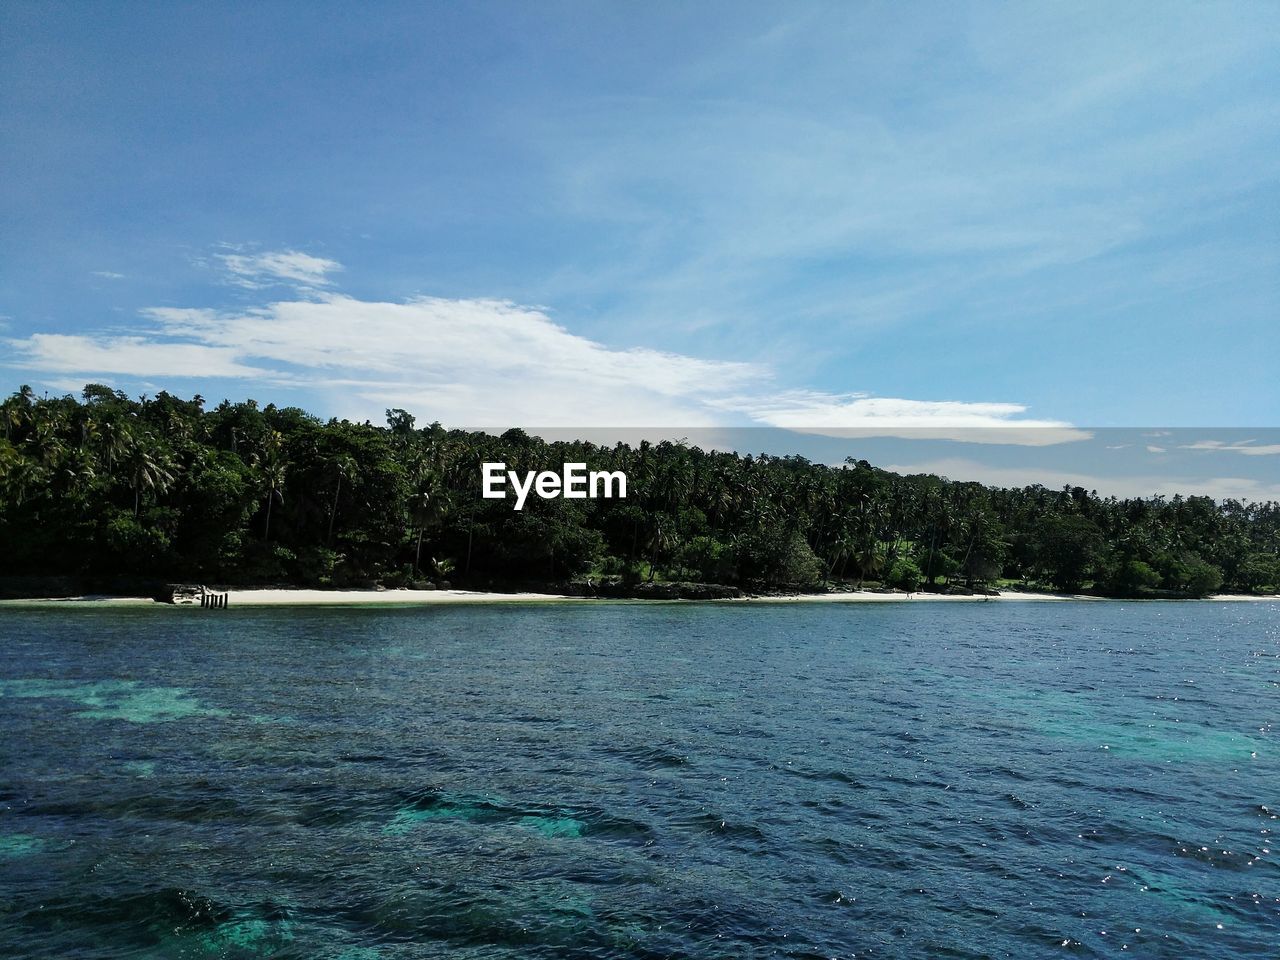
left=1, top=601, right=1277, bottom=957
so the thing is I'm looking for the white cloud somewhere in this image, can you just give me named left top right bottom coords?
left=883, top=457, right=1280, bottom=502
left=727, top=391, right=1090, bottom=444
left=1180, top=439, right=1280, bottom=456
left=12, top=333, right=269, bottom=380
left=91, top=270, right=126, bottom=280
left=5, top=267, right=1085, bottom=442
left=1146, top=445, right=1166, bottom=453
left=217, top=249, right=341, bottom=289
left=45, top=377, right=111, bottom=394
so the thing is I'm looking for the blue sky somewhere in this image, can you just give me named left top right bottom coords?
left=2, top=2, right=1278, bottom=494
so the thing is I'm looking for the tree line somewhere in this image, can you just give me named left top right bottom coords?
left=2, top=384, right=1278, bottom=597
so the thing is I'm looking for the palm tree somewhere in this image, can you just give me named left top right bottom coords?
left=921, top=484, right=953, bottom=587
left=98, top=418, right=132, bottom=473
left=253, top=431, right=288, bottom=541
left=57, top=446, right=98, bottom=499
left=410, top=480, right=451, bottom=575
left=121, top=435, right=176, bottom=517
left=26, top=403, right=69, bottom=468
left=0, top=439, right=47, bottom=506
left=1, top=386, right=33, bottom=442
left=327, top=453, right=357, bottom=546
left=855, top=541, right=888, bottom=587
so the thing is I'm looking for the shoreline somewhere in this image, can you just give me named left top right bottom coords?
left=0, top=588, right=1275, bottom=608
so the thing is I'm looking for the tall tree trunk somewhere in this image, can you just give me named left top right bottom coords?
left=415, top=528, right=424, bottom=574
left=327, top=475, right=342, bottom=546
left=647, top=523, right=660, bottom=582
left=959, top=531, right=977, bottom=587
left=264, top=494, right=273, bottom=542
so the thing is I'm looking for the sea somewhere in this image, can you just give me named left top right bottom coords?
left=1, top=600, right=1277, bottom=958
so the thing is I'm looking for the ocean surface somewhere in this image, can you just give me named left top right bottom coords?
left=1, top=601, right=1277, bottom=959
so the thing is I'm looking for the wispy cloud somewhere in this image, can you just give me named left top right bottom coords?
left=1180, top=439, right=1280, bottom=456
left=216, top=248, right=342, bottom=289
left=524, top=3, right=1280, bottom=358
left=13, top=333, right=270, bottom=379
left=90, top=270, right=126, bottom=280
left=45, top=377, right=113, bottom=394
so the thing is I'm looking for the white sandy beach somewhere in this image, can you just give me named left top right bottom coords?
left=759, top=589, right=1085, bottom=602
left=225, top=588, right=574, bottom=605
left=780, top=591, right=1276, bottom=603
left=225, top=587, right=1091, bottom=605
left=1, top=588, right=1274, bottom=607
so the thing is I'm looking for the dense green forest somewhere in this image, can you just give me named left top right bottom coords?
left=1, top=384, right=1278, bottom=598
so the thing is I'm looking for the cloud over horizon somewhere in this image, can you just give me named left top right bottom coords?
left=5, top=250, right=1085, bottom=442
left=882, top=457, right=1280, bottom=503
left=1180, top=439, right=1280, bottom=457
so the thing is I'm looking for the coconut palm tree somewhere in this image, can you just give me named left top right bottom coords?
left=410, top=479, right=451, bottom=575
left=326, top=453, right=357, bottom=546
left=253, top=431, right=288, bottom=541
left=26, top=403, right=69, bottom=468
left=1, top=387, right=33, bottom=442
left=0, top=439, right=47, bottom=506
left=121, top=434, right=176, bottom=517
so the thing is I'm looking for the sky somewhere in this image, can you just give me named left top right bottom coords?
left=2, top=1, right=1278, bottom=496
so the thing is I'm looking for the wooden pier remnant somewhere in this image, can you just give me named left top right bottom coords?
left=162, top=583, right=228, bottom=607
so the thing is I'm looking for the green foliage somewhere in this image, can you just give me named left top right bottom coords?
left=674, top=536, right=735, bottom=583
left=1107, top=559, right=1162, bottom=596
left=101, top=513, right=172, bottom=573
left=922, top=550, right=960, bottom=586
left=1178, top=556, right=1224, bottom=598
left=293, top=546, right=342, bottom=586
left=777, top=535, right=825, bottom=588
left=1237, top=553, right=1280, bottom=594
left=886, top=557, right=924, bottom=591
left=1036, top=514, right=1107, bottom=592
left=239, top=542, right=297, bottom=583
left=734, top=530, right=824, bottom=588
left=1153, top=551, right=1224, bottom=598
left=0, top=384, right=1275, bottom=597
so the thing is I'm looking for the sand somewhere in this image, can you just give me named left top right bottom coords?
left=1, top=588, right=1274, bottom=607
left=758, top=589, right=1084, bottom=602
left=225, top=588, right=573, bottom=605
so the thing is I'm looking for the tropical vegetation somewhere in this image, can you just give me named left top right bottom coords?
left=1, top=385, right=1278, bottom=598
